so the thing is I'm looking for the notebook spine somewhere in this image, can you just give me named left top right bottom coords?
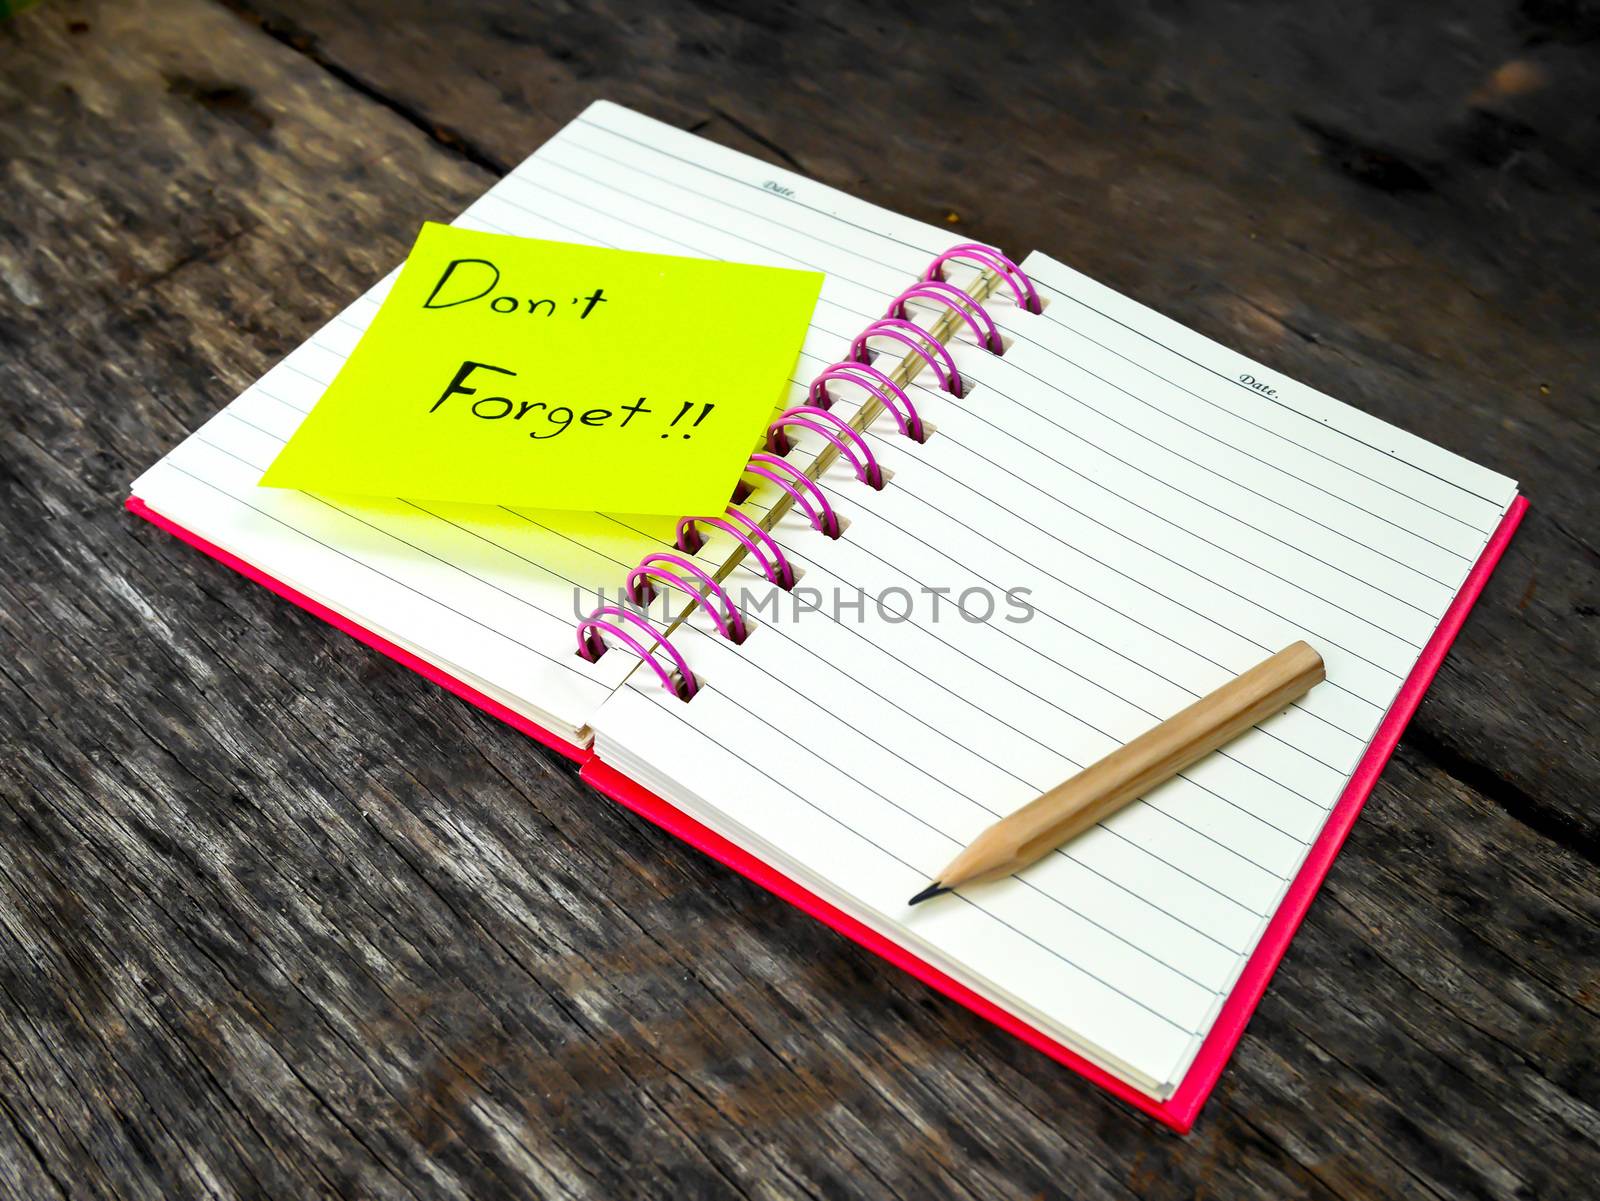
left=576, top=243, right=1040, bottom=699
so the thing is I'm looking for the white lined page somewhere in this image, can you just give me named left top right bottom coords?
left=132, top=100, right=962, bottom=737
left=591, top=251, right=1516, bottom=1093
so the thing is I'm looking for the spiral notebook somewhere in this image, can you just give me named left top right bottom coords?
left=128, top=101, right=1525, bottom=1131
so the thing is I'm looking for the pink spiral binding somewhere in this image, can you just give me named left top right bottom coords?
left=626, top=552, right=748, bottom=643
left=722, top=507, right=795, bottom=588
left=808, top=361, right=926, bottom=443
left=576, top=606, right=698, bottom=700
left=743, top=452, right=842, bottom=538
left=923, top=242, right=1043, bottom=314
left=677, top=507, right=792, bottom=588
left=849, top=317, right=964, bottom=397
left=886, top=279, right=1004, bottom=355
left=571, top=246, right=1031, bottom=699
left=767, top=406, right=885, bottom=489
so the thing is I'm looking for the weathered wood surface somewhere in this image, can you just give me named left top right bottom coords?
left=0, top=1, right=1595, bottom=1197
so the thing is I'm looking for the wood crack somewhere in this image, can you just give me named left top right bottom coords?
left=709, top=106, right=808, bottom=174
left=1396, top=728, right=1600, bottom=869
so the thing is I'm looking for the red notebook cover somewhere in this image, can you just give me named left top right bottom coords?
left=126, top=491, right=1527, bottom=1132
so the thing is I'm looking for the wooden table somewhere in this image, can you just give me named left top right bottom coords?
left=2, top=2, right=1595, bottom=1196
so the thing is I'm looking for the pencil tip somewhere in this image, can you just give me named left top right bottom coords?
left=907, top=882, right=951, bottom=906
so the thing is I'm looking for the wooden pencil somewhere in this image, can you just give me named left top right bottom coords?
left=909, top=640, right=1325, bottom=904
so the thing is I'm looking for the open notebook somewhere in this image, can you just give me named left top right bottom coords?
left=129, top=101, right=1525, bottom=1131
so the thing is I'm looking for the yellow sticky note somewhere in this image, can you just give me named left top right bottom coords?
left=260, top=223, right=823, bottom=515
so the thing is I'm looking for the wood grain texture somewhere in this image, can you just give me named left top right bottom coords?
left=0, top=1, right=1595, bottom=1198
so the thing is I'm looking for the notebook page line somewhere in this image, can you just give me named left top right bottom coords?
left=1013, top=268, right=1511, bottom=515
left=786, top=340, right=1464, bottom=597
left=601, top=476, right=1324, bottom=901
left=792, top=358, right=1448, bottom=637
left=514, top=156, right=914, bottom=297
left=150, top=457, right=610, bottom=692
left=604, top=508, right=1331, bottom=876
left=919, top=367, right=1466, bottom=595
left=781, top=373, right=1458, bottom=801
left=819, top=394, right=1438, bottom=704
left=1014, top=257, right=1514, bottom=520
left=990, top=331, right=1489, bottom=557
left=772, top=434, right=1391, bottom=727
left=549, top=135, right=920, bottom=279
left=735, top=488, right=1368, bottom=767
left=574, top=107, right=952, bottom=260
left=470, top=170, right=919, bottom=330
left=591, top=667, right=1234, bottom=1088
left=693, top=558, right=1320, bottom=879
left=170, top=431, right=637, bottom=653
left=732, top=468, right=1357, bottom=798
left=618, top=662, right=1217, bottom=1037
left=866, top=432, right=1416, bottom=683
left=603, top=501, right=1334, bottom=855
left=665, top=630, right=1239, bottom=998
